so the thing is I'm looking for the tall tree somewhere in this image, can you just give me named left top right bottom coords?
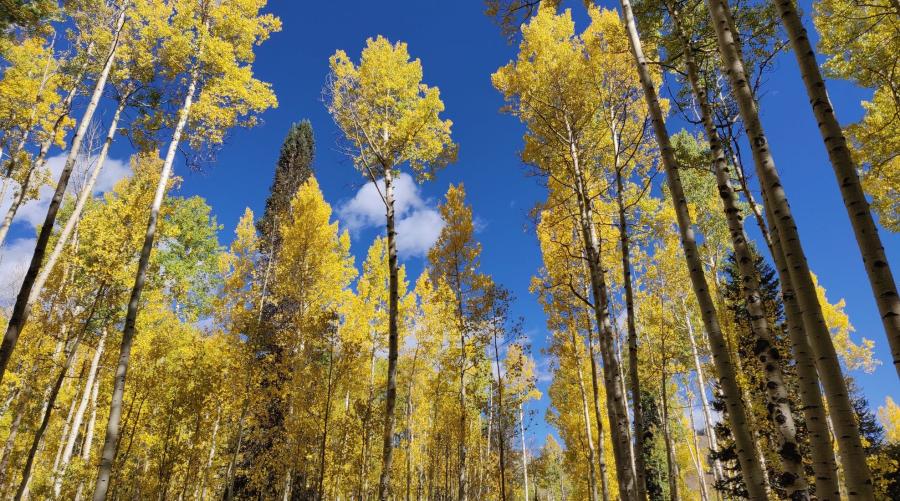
left=257, top=119, right=315, bottom=253
left=701, top=0, right=875, bottom=495
left=91, top=1, right=278, bottom=498
left=769, top=0, right=900, bottom=382
left=612, top=0, right=770, bottom=496
left=0, top=1, right=128, bottom=383
left=428, top=183, right=490, bottom=501
left=326, top=35, right=456, bottom=500
left=492, top=9, right=637, bottom=496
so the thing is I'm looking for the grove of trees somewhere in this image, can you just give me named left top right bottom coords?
left=0, top=0, right=897, bottom=500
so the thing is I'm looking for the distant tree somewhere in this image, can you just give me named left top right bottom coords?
left=257, top=120, right=315, bottom=253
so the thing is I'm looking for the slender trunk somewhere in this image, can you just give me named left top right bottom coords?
left=685, top=390, right=710, bottom=501
left=378, top=165, right=400, bottom=501
left=197, top=408, right=220, bottom=501
left=360, top=342, right=377, bottom=500
left=492, top=328, right=508, bottom=501
left=584, top=317, right=611, bottom=501
left=571, top=327, right=599, bottom=501
left=91, top=64, right=199, bottom=501
left=616, top=0, right=768, bottom=497
left=703, top=0, right=874, bottom=496
left=14, top=331, right=85, bottom=501
left=73, top=368, right=101, bottom=501
left=567, top=121, right=635, bottom=500
left=773, top=0, right=900, bottom=378
left=29, top=96, right=127, bottom=309
left=52, top=370, right=82, bottom=480
left=0, top=161, right=36, bottom=247
left=223, top=393, right=248, bottom=501
left=520, top=403, right=529, bottom=501
left=55, top=330, right=106, bottom=495
left=405, top=344, right=420, bottom=501
left=764, top=189, right=842, bottom=499
left=458, top=328, right=468, bottom=501
left=683, top=304, right=725, bottom=484
left=666, top=7, right=809, bottom=494
left=317, top=336, right=336, bottom=501
left=614, top=168, right=648, bottom=500
left=659, top=379, right=678, bottom=501
left=0, top=396, right=26, bottom=489
left=0, top=6, right=127, bottom=383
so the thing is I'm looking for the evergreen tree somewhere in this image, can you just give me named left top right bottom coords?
left=257, top=120, right=315, bottom=253
left=713, top=249, right=809, bottom=498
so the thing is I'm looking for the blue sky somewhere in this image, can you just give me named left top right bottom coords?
left=3, top=0, right=897, bottom=450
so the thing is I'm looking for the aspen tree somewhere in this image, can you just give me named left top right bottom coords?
left=327, top=36, right=456, bottom=500
left=613, top=0, right=769, bottom=496
left=492, top=10, right=636, bottom=496
left=92, top=1, right=277, bottom=498
left=0, top=1, right=127, bottom=383
left=662, top=3, right=808, bottom=495
left=809, top=0, right=900, bottom=376
left=428, top=183, right=490, bottom=501
left=702, top=0, right=875, bottom=495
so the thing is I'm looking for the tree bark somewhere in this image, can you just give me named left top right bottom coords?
left=492, top=325, right=508, bottom=501
left=571, top=326, right=599, bottom=501
left=616, top=0, right=768, bottom=497
left=702, top=0, right=875, bottom=496
left=764, top=189, right=842, bottom=500
left=772, top=0, right=899, bottom=379
left=14, top=330, right=85, bottom=501
left=0, top=5, right=127, bottom=384
left=614, top=165, right=648, bottom=501
left=520, top=402, right=529, bottom=501
left=583, top=313, right=611, bottom=501
left=567, top=117, right=635, bottom=500
left=29, top=94, right=128, bottom=309
left=91, top=63, right=198, bottom=501
left=666, top=7, right=809, bottom=494
left=682, top=306, right=725, bottom=486
left=55, top=329, right=106, bottom=496
left=378, top=165, right=400, bottom=501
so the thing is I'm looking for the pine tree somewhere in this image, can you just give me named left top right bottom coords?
left=257, top=119, right=315, bottom=253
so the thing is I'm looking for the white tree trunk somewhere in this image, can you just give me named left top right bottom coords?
left=0, top=5, right=127, bottom=384
left=702, top=0, right=874, bottom=496
left=91, top=63, right=198, bottom=501
left=54, top=329, right=106, bottom=496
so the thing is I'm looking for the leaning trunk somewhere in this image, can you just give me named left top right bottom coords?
left=666, top=7, right=809, bottom=494
left=0, top=6, right=127, bottom=384
left=55, top=330, right=106, bottom=496
left=30, top=96, right=128, bottom=308
left=764, top=189, right=841, bottom=499
left=571, top=326, right=599, bottom=501
left=14, top=331, right=84, bottom=501
left=377, top=165, right=400, bottom=501
left=567, top=122, right=635, bottom=499
left=702, top=0, right=874, bottom=496
left=616, top=0, right=768, bottom=497
left=91, top=65, right=198, bottom=501
left=772, top=0, right=900, bottom=379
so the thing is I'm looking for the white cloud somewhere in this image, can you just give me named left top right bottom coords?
left=337, top=172, right=445, bottom=258
left=0, top=153, right=130, bottom=301
left=0, top=237, right=35, bottom=307
left=1, top=153, right=131, bottom=232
